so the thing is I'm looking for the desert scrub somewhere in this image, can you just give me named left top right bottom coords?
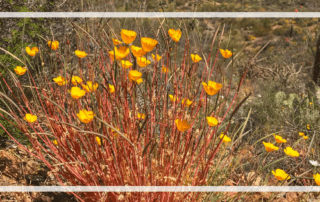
left=0, top=17, right=257, bottom=201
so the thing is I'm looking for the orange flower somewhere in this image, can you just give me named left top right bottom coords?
left=262, top=141, right=279, bottom=152
left=53, top=76, right=67, bottom=86
left=169, top=94, right=178, bottom=102
left=136, top=78, right=144, bottom=84
left=272, top=169, right=290, bottom=180
left=168, top=29, right=182, bottom=42
left=191, top=54, right=202, bottom=63
left=284, top=147, right=299, bottom=157
left=109, top=46, right=130, bottom=61
left=82, top=81, right=98, bottom=92
left=112, top=38, right=122, bottom=45
left=314, top=173, right=320, bottom=185
left=24, top=114, right=37, bottom=123
left=75, top=50, right=87, bottom=58
left=120, top=60, right=133, bottom=69
left=181, top=98, right=193, bottom=107
left=202, top=81, right=222, bottom=96
left=273, top=134, right=287, bottom=143
left=25, top=46, right=39, bottom=56
left=206, top=117, right=218, bottom=127
left=141, top=37, right=158, bottom=52
left=70, top=87, right=86, bottom=99
left=161, top=66, right=169, bottom=73
left=130, top=45, right=146, bottom=57
left=77, top=109, right=95, bottom=123
left=109, top=84, right=115, bottom=93
left=303, top=135, right=309, bottom=140
left=121, top=29, right=137, bottom=44
left=14, top=66, right=27, bottom=75
left=47, top=41, right=59, bottom=50
left=71, top=76, right=83, bottom=85
left=299, top=132, right=305, bottom=136
left=96, top=136, right=101, bottom=145
left=175, top=119, right=191, bottom=132
left=220, top=133, right=231, bottom=142
left=137, top=113, right=146, bottom=120
left=53, top=140, right=58, bottom=145
left=137, top=57, right=151, bottom=67
left=128, top=70, right=142, bottom=82
left=220, top=49, right=233, bottom=59
left=152, top=54, right=162, bottom=61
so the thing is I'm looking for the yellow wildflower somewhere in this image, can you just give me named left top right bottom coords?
left=136, top=78, right=144, bottom=84
left=120, top=60, right=133, bottom=69
left=121, top=29, right=137, bottom=44
left=206, top=117, right=218, bottom=127
left=109, top=46, right=130, bottom=61
left=273, top=134, right=287, bottom=143
left=137, top=57, right=151, bottom=67
left=175, top=119, right=191, bottom=132
left=284, top=147, right=300, bottom=157
left=75, top=50, right=87, bottom=58
left=299, top=132, right=305, bottom=136
left=47, top=40, right=59, bottom=50
left=137, top=113, right=146, bottom=120
left=168, top=29, right=182, bottom=42
left=82, top=81, right=98, bottom=93
left=262, top=141, right=279, bottom=152
left=24, top=114, right=37, bottom=123
left=96, top=136, right=101, bottom=145
left=220, top=133, right=231, bottom=142
left=141, top=37, right=158, bottom=52
left=181, top=98, right=193, bottom=107
left=169, top=94, right=178, bottom=102
left=272, top=169, right=290, bottom=180
left=130, top=45, right=146, bottom=57
left=70, top=86, right=86, bottom=99
left=303, top=135, right=309, bottom=140
left=109, top=84, right=115, bottom=93
left=152, top=54, right=162, bottom=61
left=191, top=54, right=202, bottom=63
left=202, top=81, right=222, bottom=96
left=53, top=76, right=67, bottom=86
left=77, top=109, right=95, bottom=123
left=161, top=66, right=168, bottom=73
left=14, top=66, right=27, bottom=75
left=25, top=46, right=39, bottom=56
left=314, top=173, right=320, bottom=185
left=71, top=76, right=83, bottom=85
left=220, top=49, right=233, bottom=58
left=128, top=70, right=142, bottom=82
left=112, top=38, right=122, bottom=45
left=53, top=140, right=58, bottom=145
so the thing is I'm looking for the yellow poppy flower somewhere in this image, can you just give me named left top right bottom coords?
left=121, top=29, right=137, bottom=44
left=109, top=84, right=115, bottom=93
left=96, top=136, right=101, bottom=145
left=75, top=50, right=87, bottom=58
left=128, top=70, right=142, bottom=82
left=169, top=94, right=178, bottom=102
left=273, top=134, right=287, bottom=143
left=120, top=60, right=133, bottom=69
left=303, top=135, right=309, bottom=140
left=168, top=29, right=182, bottom=42
left=314, top=173, right=320, bottom=185
left=112, top=38, right=122, bottom=45
left=130, top=45, right=146, bottom=57
left=307, top=124, right=310, bottom=130
left=137, top=57, right=151, bottom=67
left=71, top=76, right=83, bottom=85
left=137, top=113, right=146, bottom=120
left=175, top=119, right=191, bottom=132
left=25, top=46, right=39, bottom=56
left=181, top=98, right=193, bottom=107
left=220, top=133, right=231, bottom=142
left=24, top=114, right=37, bottom=123
left=14, top=66, right=27, bottom=75
left=191, top=54, right=202, bottom=63
left=220, top=49, right=233, bottom=59
left=161, top=66, right=169, bottom=73
left=141, top=37, right=158, bottom=52
left=262, top=141, right=279, bottom=152
left=82, top=81, right=98, bottom=93
left=53, top=76, right=67, bottom=86
left=53, top=140, right=58, bottom=145
left=136, top=78, right=144, bottom=84
left=70, top=86, right=86, bottom=99
left=152, top=54, right=162, bottom=61
left=272, top=169, right=290, bottom=180
left=299, top=132, right=305, bottom=136
left=77, top=109, right=95, bottom=123
left=202, top=81, right=222, bottom=96
left=206, top=117, right=218, bottom=127
left=109, top=46, right=130, bottom=61
left=47, top=41, right=59, bottom=50
left=284, top=147, right=300, bottom=157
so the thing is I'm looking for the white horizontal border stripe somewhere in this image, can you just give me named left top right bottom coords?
left=1, top=186, right=320, bottom=192
left=0, top=12, right=319, bottom=18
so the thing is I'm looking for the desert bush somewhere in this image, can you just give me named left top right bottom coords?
left=0, top=18, right=251, bottom=201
